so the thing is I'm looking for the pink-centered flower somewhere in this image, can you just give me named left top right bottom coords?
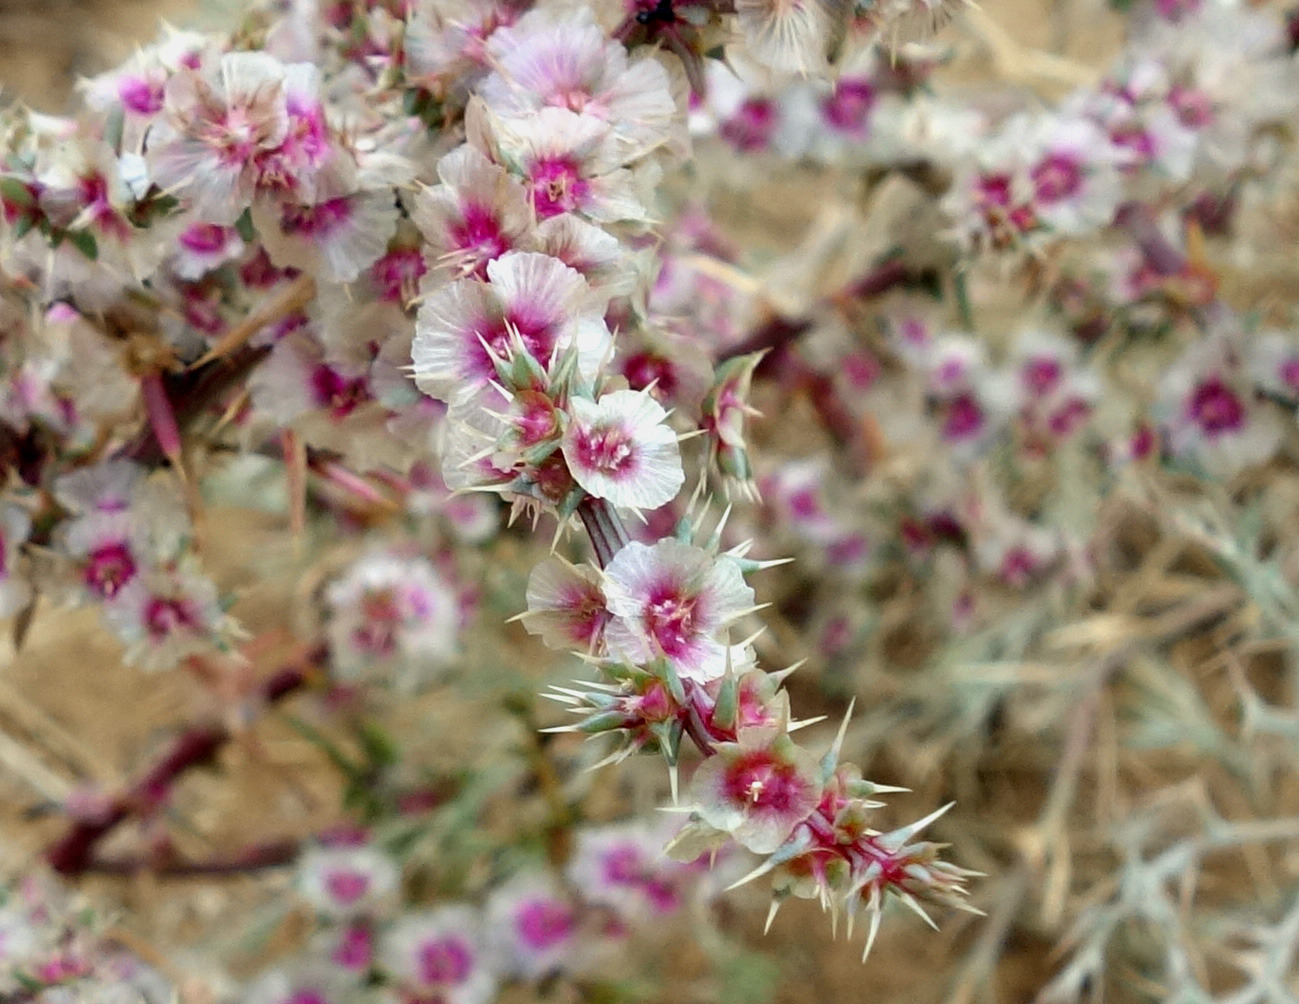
left=255, top=188, right=399, bottom=283
left=480, top=7, right=677, bottom=157
left=690, top=732, right=822, bottom=854
left=296, top=843, right=399, bottom=918
left=324, top=551, right=460, bottom=689
left=411, top=144, right=531, bottom=280
left=523, top=557, right=610, bottom=652
left=562, top=389, right=683, bottom=511
left=602, top=540, right=756, bottom=683
left=104, top=564, right=227, bottom=671
left=486, top=877, right=578, bottom=979
left=487, top=106, right=649, bottom=224
left=1158, top=335, right=1282, bottom=477
left=380, top=907, right=496, bottom=1004
left=146, top=51, right=293, bottom=222
left=412, top=251, right=612, bottom=405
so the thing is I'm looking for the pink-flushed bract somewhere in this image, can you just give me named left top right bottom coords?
left=296, top=843, right=400, bottom=919
left=522, top=556, right=610, bottom=653
left=412, top=251, right=612, bottom=405
left=324, top=551, right=461, bottom=689
left=380, top=906, right=496, bottom=1004
left=689, top=731, right=823, bottom=854
left=561, top=389, right=684, bottom=512
left=602, top=539, right=756, bottom=683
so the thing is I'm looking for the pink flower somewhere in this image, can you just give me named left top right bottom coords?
left=486, top=877, right=578, bottom=979
left=1158, top=335, right=1282, bottom=477
left=411, top=144, right=531, bottom=280
left=689, top=732, right=822, bottom=853
left=104, top=564, right=229, bottom=671
left=296, top=843, right=399, bottom=918
left=562, top=389, right=683, bottom=512
left=522, top=557, right=610, bottom=652
left=479, top=8, right=677, bottom=157
left=486, top=106, right=650, bottom=224
left=146, top=51, right=293, bottom=222
left=254, top=188, right=399, bottom=282
left=602, top=540, right=756, bottom=683
left=324, top=551, right=460, bottom=689
left=568, top=822, right=703, bottom=921
left=412, top=251, right=612, bottom=405
left=380, top=907, right=496, bottom=1004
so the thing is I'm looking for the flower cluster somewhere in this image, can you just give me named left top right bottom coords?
left=246, top=820, right=731, bottom=1004
left=8, top=0, right=1299, bottom=997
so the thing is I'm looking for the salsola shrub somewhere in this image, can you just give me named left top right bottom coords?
left=1, top=0, right=1298, bottom=1002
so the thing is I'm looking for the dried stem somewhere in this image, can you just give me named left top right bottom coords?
left=46, top=648, right=324, bottom=876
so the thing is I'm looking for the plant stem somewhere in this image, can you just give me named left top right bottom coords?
left=46, top=646, right=324, bottom=876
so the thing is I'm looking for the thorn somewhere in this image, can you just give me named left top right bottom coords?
left=882, top=802, right=955, bottom=849
left=896, top=891, right=938, bottom=930
left=724, top=855, right=780, bottom=892
left=764, top=898, right=782, bottom=935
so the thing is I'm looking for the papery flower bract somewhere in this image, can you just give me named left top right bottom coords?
left=411, top=144, right=532, bottom=280
left=255, top=188, right=400, bottom=283
left=487, top=107, right=651, bottom=224
left=602, top=540, right=755, bottom=683
left=146, top=51, right=292, bottom=222
left=412, top=250, right=612, bottom=404
left=735, top=0, right=841, bottom=75
left=380, top=907, right=496, bottom=1004
left=296, top=843, right=400, bottom=919
left=325, top=551, right=460, bottom=689
left=522, top=556, right=610, bottom=652
left=562, top=389, right=684, bottom=511
left=480, top=8, right=677, bottom=158
left=689, top=732, right=822, bottom=853
left=485, top=876, right=578, bottom=980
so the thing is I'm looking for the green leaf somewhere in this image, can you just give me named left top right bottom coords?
left=0, top=176, right=33, bottom=207
left=234, top=207, right=256, bottom=243
left=66, top=230, right=98, bottom=261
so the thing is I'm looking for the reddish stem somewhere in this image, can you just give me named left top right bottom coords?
left=82, top=839, right=300, bottom=877
left=576, top=496, right=629, bottom=568
left=46, top=647, right=324, bottom=876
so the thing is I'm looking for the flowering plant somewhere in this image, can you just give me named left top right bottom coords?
left=3, top=0, right=1299, bottom=1001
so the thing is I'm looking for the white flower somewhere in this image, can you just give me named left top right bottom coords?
left=325, top=551, right=460, bottom=689
left=562, top=389, right=683, bottom=511
left=412, top=251, right=612, bottom=405
left=380, top=907, right=496, bottom=1004
left=602, top=540, right=755, bottom=683
left=296, top=843, right=400, bottom=919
